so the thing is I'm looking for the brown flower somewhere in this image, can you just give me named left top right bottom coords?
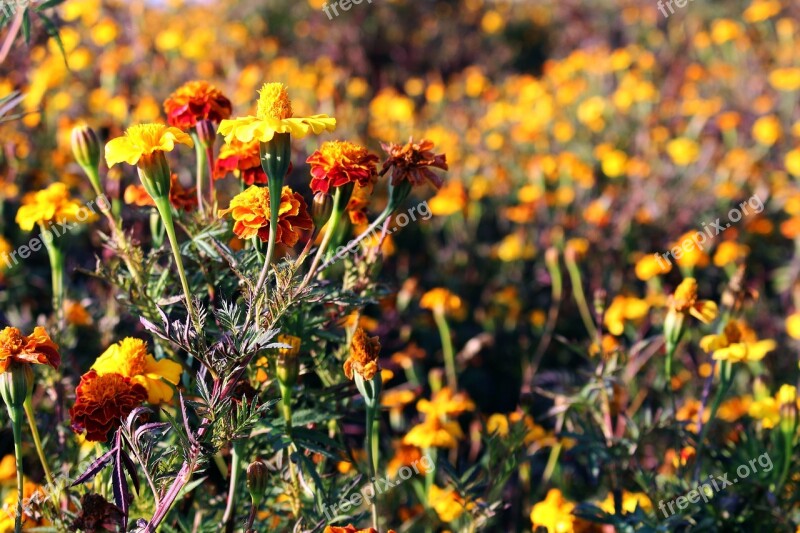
left=163, top=80, right=232, bottom=130
left=380, top=138, right=448, bottom=189
left=0, top=326, right=60, bottom=374
left=344, top=327, right=381, bottom=381
left=69, top=493, right=123, bottom=533
left=70, top=370, right=147, bottom=442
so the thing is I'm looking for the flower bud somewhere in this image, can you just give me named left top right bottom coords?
left=311, top=192, right=333, bottom=228
left=275, top=335, right=301, bottom=389
left=137, top=151, right=173, bottom=201
left=71, top=124, right=102, bottom=191
left=0, top=361, right=34, bottom=414
left=778, top=384, right=798, bottom=435
left=246, top=460, right=269, bottom=507
left=195, top=119, right=216, bottom=150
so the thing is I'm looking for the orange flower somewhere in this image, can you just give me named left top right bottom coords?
left=163, top=80, right=232, bottom=130
left=323, top=526, right=396, bottom=533
left=0, top=326, right=60, bottom=373
left=380, top=138, right=448, bottom=189
left=307, top=140, right=379, bottom=194
left=420, top=287, right=462, bottom=316
left=218, top=185, right=312, bottom=245
left=344, top=327, right=381, bottom=381
left=670, top=278, right=717, bottom=323
left=347, top=183, right=374, bottom=225
left=214, top=139, right=266, bottom=185
left=69, top=370, right=147, bottom=442
left=124, top=174, right=198, bottom=212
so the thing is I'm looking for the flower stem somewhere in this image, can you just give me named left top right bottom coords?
left=191, top=131, right=206, bottom=213
left=41, top=227, right=64, bottom=337
left=301, top=187, right=346, bottom=287
left=22, top=398, right=53, bottom=487
left=7, top=405, right=24, bottom=533
left=433, top=310, right=457, bottom=390
left=366, top=402, right=380, bottom=529
left=221, top=440, right=242, bottom=527
left=153, top=196, right=202, bottom=334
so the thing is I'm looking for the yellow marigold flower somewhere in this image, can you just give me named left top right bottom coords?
left=486, top=413, right=510, bottom=437
left=718, top=395, right=753, bottom=422
left=530, top=489, right=576, bottom=533
left=676, top=399, right=710, bottom=433
left=218, top=82, right=336, bottom=144
left=670, top=278, right=718, bottom=323
left=420, top=287, right=463, bottom=316
left=786, top=148, right=800, bottom=178
left=604, top=295, right=650, bottom=336
left=710, top=19, right=742, bottom=44
left=0, top=481, right=48, bottom=530
left=769, top=67, right=800, bottom=92
left=403, top=417, right=463, bottom=449
left=786, top=312, right=800, bottom=339
left=91, top=338, right=182, bottom=404
left=635, top=253, right=672, bottom=281
left=744, top=0, right=782, bottom=23
left=598, top=491, right=652, bottom=514
left=429, top=180, right=467, bottom=216
left=0, top=455, right=15, bottom=482
left=713, top=241, right=749, bottom=267
left=752, top=115, right=782, bottom=146
left=699, top=320, right=775, bottom=363
left=601, top=149, right=628, bottom=178
left=495, top=232, right=536, bottom=262
left=670, top=231, right=710, bottom=269
left=386, top=444, right=432, bottom=478
left=343, top=327, right=381, bottom=381
left=417, top=388, right=475, bottom=418
left=15, top=183, right=98, bottom=231
left=666, top=137, right=700, bottom=166
left=749, top=396, right=780, bottom=428
left=428, top=484, right=474, bottom=523
left=218, top=185, right=312, bottom=245
left=104, top=123, right=193, bottom=167
left=0, top=236, right=11, bottom=271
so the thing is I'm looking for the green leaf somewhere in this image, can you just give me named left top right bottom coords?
left=35, top=0, right=66, bottom=11
left=36, top=12, right=67, bottom=66
left=21, top=9, right=30, bottom=43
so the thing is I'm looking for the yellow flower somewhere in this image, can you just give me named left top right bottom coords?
left=428, top=484, right=474, bottom=523
left=749, top=396, right=780, bottom=428
left=769, top=67, right=800, bottom=92
left=604, top=295, right=650, bottom=336
left=218, top=82, right=336, bottom=144
left=666, top=138, right=700, bottom=166
left=752, top=115, right=782, bottom=146
left=104, top=123, right=193, bottom=167
left=786, top=148, right=800, bottom=177
left=420, top=288, right=463, bottom=316
left=15, top=183, right=98, bottom=231
left=0, top=455, right=15, bottom=482
left=600, top=149, right=628, bottom=178
left=91, top=338, right=182, bottom=404
left=676, top=399, right=710, bottom=433
left=710, top=19, right=742, bottom=44
left=670, top=278, right=718, bottom=324
left=598, top=491, right=652, bottom=514
left=429, top=180, right=467, bottom=216
left=218, top=185, right=313, bottom=245
left=635, top=254, right=672, bottom=281
left=0, top=237, right=11, bottom=271
left=786, top=312, right=800, bottom=339
left=713, top=241, right=749, bottom=267
left=530, top=489, right=576, bottom=533
left=417, top=388, right=476, bottom=419
left=403, top=416, right=463, bottom=449
left=486, top=414, right=510, bottom=437
left=699, top=320, right=775, bottom=363
left=743, top=0, right=781, bottom=23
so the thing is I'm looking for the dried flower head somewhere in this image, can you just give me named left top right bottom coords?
left=344, top=327, right=381, bottom=381
left=218, top=185, right=313, bottom=246
left=70, top=370, right=147, bottom=442
left=163, top=80, right=232, bottom=130
left=0, top=326, right=60, bottom=373
left=69, top=493, right=123, bottom=533
left=380, top=138, right=448, bottom=189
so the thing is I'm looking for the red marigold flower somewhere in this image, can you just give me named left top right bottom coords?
left=380, top=138, right=448, bottom=189
left=123, top=174, right=198, bottom=212
left=163, top=80, right=232, bottom=130
left=0, top=326, right=60, bottom=373
left=214, top=139, right=267, bottom=185
left=70, top=370, right=147, bottom=442
left=306, top=141, right=379, bottom=194
left=217, top=185, right=313, bottom=246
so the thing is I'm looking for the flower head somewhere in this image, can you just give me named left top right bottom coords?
left=214, top=139, right=266, bottom=185
left=670, top=278, right=717, bottom=323
left=344, top=327, right=381, bottom=381
left=163, top=80, right=232, bottom=130
left=217, top=82, right=336, bottom=144
left=420, top=287, right=463, bottom=316
left=0, top=326, right=60, bottom=373
left=403, top=417, right=464, bottom=449
left=91, top=338, right=182, bottom=404
left=218, top=185, right=312, bottom=245
left=381, top=138, right=448, bottom=189
left=15, top=183, right=99, bottom=231
left=700, top=320, right=776, bottom=363
left=307, top=141, right=379, bottom=194
left=428, top=484, right=474, bottom=523
left=70, top=370, right=147, bottom=442
left=530, top=489, right=576, bottom=533
left=105, top=124, right=194, bottom=167
left=347, top=183, right=374, bottom=225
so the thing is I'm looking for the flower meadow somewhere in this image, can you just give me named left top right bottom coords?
left=2, top=0, right=800, bottom=531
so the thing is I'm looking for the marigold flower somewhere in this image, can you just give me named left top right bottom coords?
left=344, top=327, right=381, bottom=381
left=380, top=138, right=448, bottom=189
left=429, top=180, right=467, bottom=216
left=307, top=140, right=379, bottom=194
left=416, top=387, right=475, bottom=418
left=346, top=183, right=374, bottom=225
left=403, top=417, right=463, bottom=449
left=124, top=174, right=198, bottom=212
left=429, top=484, right=474, bottom=523
left=214, top=139, right=266, bottom=185
left=420, top=287, right=462, bottom=316
left=530, top=489, right=576, bottom=533
left=0, top=481, right=48, bottom=530
left=0, top=326, right=60, bottom=374
left=675, top=399, right=710, bottom=433
left=670, top=278, right=718, bottom=323
left=91, top=338, right=182, bottom=404
left=323, top=526, right=395, bottom=533
left=666, top=137, right=700, bottom=166
left=70, top=370, right=147, bottom=442
left=603, top=295, right=650, bottom=336
left=15, top=183, right=99, bottom=231
left=699, top=320, right=776, bottom=363
left=163, top=80, right=232, bottom=130
left=598, top=491, right=652, bottom=515
left=217, top=82, right=336, bottom=144
left=635, top=254, right=672, bottom=281
left=218, top=185, right=312, bottom=245
left=105, top=123, right=193, bottom=167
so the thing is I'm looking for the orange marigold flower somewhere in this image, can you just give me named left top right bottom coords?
left=380, top=138, right=448, bottom=189
left=70, top=370, right=147, bottom=442
left=420, top=287, right=462, bottom=316
left=214, top=139, right=266, bottom=185
left=347, top=183, right=374, bottom=225
left=323, top=526, right=396, bottom=533
left=0, top=326, right=60, bottom=373
left=344, top=327, right=381, bottom=381
left=307, top=140, right=379, bottom=194
left=670, top=278, right=717, bottom=323
left=218, top=185, right=312, bottom=245
left=124, top=174, right=198, bottom=212
left=163, top=80, right=232, bottom=130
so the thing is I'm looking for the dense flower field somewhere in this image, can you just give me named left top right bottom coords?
left=2, top=0, right=800, bottom=531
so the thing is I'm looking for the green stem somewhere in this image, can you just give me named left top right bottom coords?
left=564, top=255, right=597, bottom=339
left=153, top=196, right=202, bottom=335
left=279, top=383, right=301, bottom=516
left=433, top=311, right=457, bottom=390
left=301, top=187, right=346, bottom=288
left=366, top=403, right=380, bottom=529
left=693, top=361, right=732, bottom=481
left=22, top=398, right=53, bottom=487
left=246, top=177, right=282, bottom=328
left=191, top=132, right=206, bottom=213
left=42, top=228, right=64, bottom=337
left=8, top=406, right=23, bottom=533
left=221, top=441, right=242, bottom=527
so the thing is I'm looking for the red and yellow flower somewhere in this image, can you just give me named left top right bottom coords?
left=307, top=140, right=378, bottom=194
left=163, top=80, right=232, bottom=130
left=214, top=139, right=266, bottom=185
left=70, top=370, right=147, bottom=442
left=218, top=185, right=313, bottom=246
